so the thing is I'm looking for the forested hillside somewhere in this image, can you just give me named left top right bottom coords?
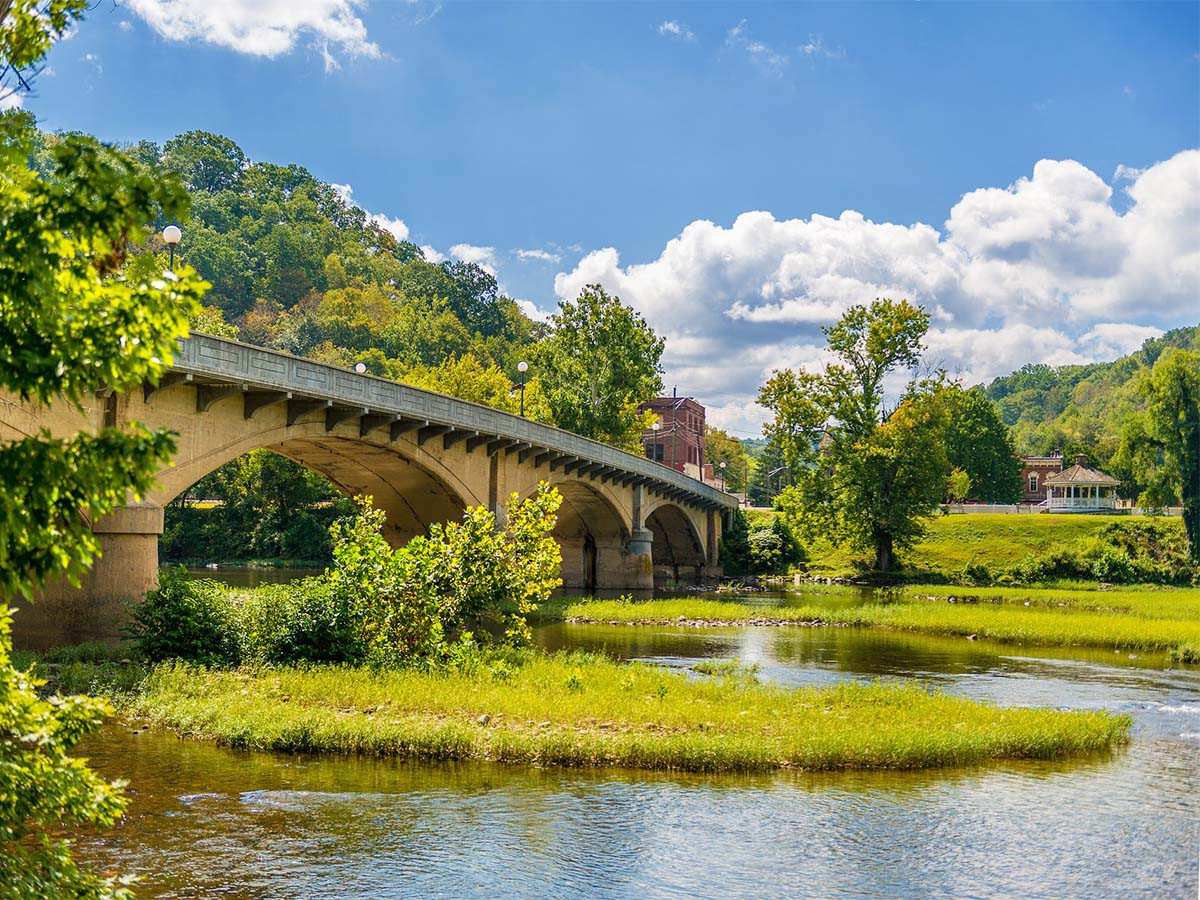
left=987, top=326, right=1199, bottom=468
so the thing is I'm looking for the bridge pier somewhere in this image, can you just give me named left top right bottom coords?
left=18, top=502, right=163, bottom=649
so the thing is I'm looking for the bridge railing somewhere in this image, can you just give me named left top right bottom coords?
left=170, top=334, right=736, bottom=510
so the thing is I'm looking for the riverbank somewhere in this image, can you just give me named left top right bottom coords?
left=116, top=651, right=1126, bottom=773
left=801, top=513, right=1189, bottom=582
left=548, top=585, right=1200, bottom=659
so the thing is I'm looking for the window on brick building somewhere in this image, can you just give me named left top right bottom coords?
left=1029, top=473, right=1038, bottom=493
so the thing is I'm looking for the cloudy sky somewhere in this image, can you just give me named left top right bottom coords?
left=26, top=1, right=1200, bottom=436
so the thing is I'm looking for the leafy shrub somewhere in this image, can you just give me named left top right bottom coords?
left=127, top=568, right=236, bottom=664
left=1090, top=548, right=1136, bottom=584
left=327, top=483, right=563, bottom=664
left=235, top=579, right=364, bottom=664
left=721, top=510, right=802, bottom=576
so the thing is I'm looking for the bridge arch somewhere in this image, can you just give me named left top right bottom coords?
left=644, top=500, right=707, bottom=582
left=522, top=478, right=633, bottom=593
left=153, top=417, right=479, bottom=546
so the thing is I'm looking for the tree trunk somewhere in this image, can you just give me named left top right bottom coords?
left=874, top=533, right=894, bottom=573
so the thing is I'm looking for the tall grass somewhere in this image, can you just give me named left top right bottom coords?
left=560, top=588, right=1200, bottom=655
left=127, top=653, right=1128, bottom=773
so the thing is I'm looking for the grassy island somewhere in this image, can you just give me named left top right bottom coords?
left=552, top=585, right=1200, bottom=659
left=115, top=651, right=1128, bottom=774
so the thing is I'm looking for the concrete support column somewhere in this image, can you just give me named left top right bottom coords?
left=625, top=525, right=655, bottom=592
left=17, top=502, right=164, bottom=649
left=703, top=508, right=724, bottom=579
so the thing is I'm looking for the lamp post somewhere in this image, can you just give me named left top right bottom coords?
left=719, top=460, right=727, bottom=491
left=651, top=420, right=661, bottom=464
left=354, top=362, right=367, bottom=374
left=162, top=224, right=182, bottom=269
left=516, top=361, right=528, bottom=417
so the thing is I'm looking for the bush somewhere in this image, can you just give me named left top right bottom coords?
left=1090, top=548, right=1136, bottom=584
left=720, top=510, right=802, bottom=576
left=235, top=579, right=365, bottom=664
left=127, top=568, right=236, bottom=664
left=133, top=488, right=565, bottom=668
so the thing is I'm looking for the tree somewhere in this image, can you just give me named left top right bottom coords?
left=161, top=130, right=246, bottom=194
left=759, top=299, right=950, bottom=573
left=0, top=5, right=207, bottom=895
left=941, top=385, right=1023, bottom=502
left=1130, top=349, right=1200, bottom=562
left=947, top=467, right=971, bottom=503
left=530, top=284, right=664, bottom=450
left=705, top=426, right=750, bottom=492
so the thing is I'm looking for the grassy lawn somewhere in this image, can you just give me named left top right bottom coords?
left=119, top=652, right=1128, bottom=773
left=803, top=513, right=1184, bottom=578
left=556, top=586, right=1200, bottom=658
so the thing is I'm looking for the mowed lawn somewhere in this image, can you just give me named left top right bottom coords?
left=804, top=513, right=1185, bottom=577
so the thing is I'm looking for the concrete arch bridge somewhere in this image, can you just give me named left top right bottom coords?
left=2, top=334, right=735, bottom=644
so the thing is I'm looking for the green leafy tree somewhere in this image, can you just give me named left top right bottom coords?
left=946, top=467, right=972, bottom=503
left=1127, top=349, right=1200, bottom=562
left=760, top=300, right=950, bottom=572
left=531, top=284, right=664, bottom=450
left=705, top=426, right=750, bottom=492
left=0, top=4, right=207, bottom=896
left=941, top=385, right=1023, bottom=502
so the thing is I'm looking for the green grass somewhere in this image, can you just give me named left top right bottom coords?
left=122, top=652, right=1128, bottom=773
left=558, top=586, right=1200, bottom=656
left=804, top=513, right=1185, bottom=578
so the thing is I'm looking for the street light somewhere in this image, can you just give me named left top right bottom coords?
left=651, top=420, right=661, bottom=464
left=162, top=224, right=182, bottom=269
left=516, top=361, right=528, bottom=417
left=354, top=362, right=367, bottom=374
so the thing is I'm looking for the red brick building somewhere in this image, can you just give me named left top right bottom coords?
left=640, top=395, right=722, bottom=485
left=1020, top=452, right=1063, bottom=503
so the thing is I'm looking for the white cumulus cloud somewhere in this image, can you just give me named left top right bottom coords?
left=726, top=19, right=788, bottom=76
left=517, top=248, right=562, bottom=264
left=450, top=243, right=497, bottom=273
left=125, top=0, right=380, bottom=68
left=554, top=150, right=1200, bottom=433
left=658, top=20, right=694, bottom=41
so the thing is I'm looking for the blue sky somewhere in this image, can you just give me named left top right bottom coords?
left=23, top=1, right=1200, bottom=434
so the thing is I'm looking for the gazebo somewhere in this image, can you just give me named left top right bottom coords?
left=1043, top=455, right=1120, bottom=511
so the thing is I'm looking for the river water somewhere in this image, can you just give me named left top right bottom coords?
left=75, top=585, right=1200, bottom=899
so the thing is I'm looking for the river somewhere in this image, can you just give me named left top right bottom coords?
left=75, top=583, right=1199, bottom=899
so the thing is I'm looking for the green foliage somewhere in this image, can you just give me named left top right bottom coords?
left=946, top=467, right=972, bottom=503
left=0, top=609, right=132, bottom=900
left=137, top=488, right=564, bottom=667
left=235, top=580, right=365, bottom=665
left=721, top=510, right=803, bottom=576
left=760, top=299, right=950, bottom=572
left=941, top=386, right=1023, bottom=502
left=1132, top=348, right=1200, bottom=562
left=0, top=8, right=207, bottom=894
left=530, top=284, right=665, bottom=450
left=161, top=450, right=353, bottom=565
left=128, top=569, right=237, bottom=665
left=705, top=426, right=750, bottom=492
left=333, top=484, right=564, bottom=660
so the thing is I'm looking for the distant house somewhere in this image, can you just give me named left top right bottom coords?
left=1020, top=452, right=1064, bottom=503
left=1043, top=455, right=1121, bottom=511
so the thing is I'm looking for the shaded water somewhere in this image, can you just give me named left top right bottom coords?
left=75, top=586, right=1200, bottom=899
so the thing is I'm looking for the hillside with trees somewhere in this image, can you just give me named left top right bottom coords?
left=987, top=325, right=1199, bottom=470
